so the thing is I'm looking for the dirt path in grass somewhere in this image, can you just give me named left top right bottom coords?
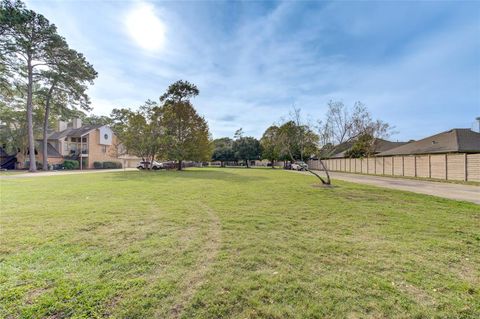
left=162, top=203, right=221, bottom=318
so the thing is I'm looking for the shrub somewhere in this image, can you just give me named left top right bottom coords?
left=63, top=160, right=79, bottom=170
left=93, top=161, right=103, bottom=169
left=25, top=161, right=43, bottom=169
left=102, top=161, right=122, bottom=169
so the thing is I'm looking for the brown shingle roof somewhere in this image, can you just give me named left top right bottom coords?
left=35, top=142, right=63, bottom=158
left=377, top=129, right=480, bottom=156
left=47, top=125, right=103, bottom=140
left=327, top=138, right=406, bottom=158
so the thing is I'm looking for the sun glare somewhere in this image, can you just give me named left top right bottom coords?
left=125, top=2, right=166, bottom=52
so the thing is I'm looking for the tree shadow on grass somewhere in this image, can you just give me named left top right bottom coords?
left=105, top=168, right=267, bottom=183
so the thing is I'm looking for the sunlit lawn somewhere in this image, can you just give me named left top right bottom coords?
left=0, top=170, right=25, bottom=176
left=0, top=168, right=478, bottom=318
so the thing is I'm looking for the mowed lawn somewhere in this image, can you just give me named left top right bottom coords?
left=0, top=168, right=479, bottom=318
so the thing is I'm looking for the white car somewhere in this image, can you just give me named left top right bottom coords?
left=137, top=161, right=164, bottom=170
left=291, top=161, right=308, bottom=171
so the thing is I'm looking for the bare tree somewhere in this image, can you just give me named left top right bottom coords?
left=318, top=100, right=393, bottom=153
left=279, top=107, right=331, bottom=185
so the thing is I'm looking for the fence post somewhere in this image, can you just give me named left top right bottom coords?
left=402, top=156, right=405, bottom=176
left=382, top=157, right=385, bottom=175
left=445, top=154, right=448, bottom=180
left=428, top=155, right=431, bottom=178
left=464, top=153, right=467, bottom=181
left=413, top=156, right=416, bottom=177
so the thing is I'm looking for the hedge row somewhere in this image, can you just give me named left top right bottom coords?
left=64, top=160, right=79, bottom=170
left=93, top=161, right=122, bottom=169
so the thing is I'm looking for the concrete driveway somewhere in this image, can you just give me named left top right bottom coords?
left=308, top=171, right=480, bottom=205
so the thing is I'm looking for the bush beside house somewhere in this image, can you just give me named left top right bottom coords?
left=102, top=161, right=122, bottom=169
left=92, top=161, right=122, bottom=169
left=63, top=160, right=79, bottom=170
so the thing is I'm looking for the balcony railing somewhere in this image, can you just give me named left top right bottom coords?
left=68, top=149, right=89, bottom=156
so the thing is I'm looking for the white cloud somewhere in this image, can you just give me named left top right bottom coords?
left=125, top=2, right=166, bottom=52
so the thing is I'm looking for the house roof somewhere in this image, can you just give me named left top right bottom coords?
left=323, top=138, right=406, bottom=158
left=47, top=124, right=103, bottom=140
left=318, top=141, right=352, bottom=159
left=377, top=129, right=480, bottom=156
left=36, top=142, right=63, bottom=158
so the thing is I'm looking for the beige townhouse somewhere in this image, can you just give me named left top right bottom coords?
left=17, top=118, right=140, bottom=169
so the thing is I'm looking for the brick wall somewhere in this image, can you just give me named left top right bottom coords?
left=87, top=129, right=122, bottom=168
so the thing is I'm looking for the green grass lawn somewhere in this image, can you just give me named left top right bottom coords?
left=0, top=170, right=26, bottom=176
left=1, top=168, right=478, bottom=318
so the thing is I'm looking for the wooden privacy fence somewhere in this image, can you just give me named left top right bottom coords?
left=308, top=153, right=480, bottom=182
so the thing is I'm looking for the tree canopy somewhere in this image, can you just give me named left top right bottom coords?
left=159, top=80, right=211, bottom=170
left=0, top=0, right=96, bottom=171
left=260, top=125, right=281, bottom=167
left=110, top=80, right=211, bottom=170
left=110, top=100, right=164, bottom=168
left=161, top=100, right=212, bottom=169
left=212, top=137, right=235, bottom=166
left=233, top=134, right=261, bottom=168
left=159, top=80, right=199, bottom=104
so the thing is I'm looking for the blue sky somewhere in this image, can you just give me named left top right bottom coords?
left=27, top=0, right=480, bottom=141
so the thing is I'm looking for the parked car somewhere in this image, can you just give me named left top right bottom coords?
left=291, top=161, right=308, bottom=171
left=137, top=161, right=164, bottom=170
left=161, top=161, right=176, bottom=169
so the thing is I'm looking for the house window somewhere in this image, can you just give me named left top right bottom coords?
left=102, top=145, right=107, bottom=153
left=82, top=138, right=87, bottom=143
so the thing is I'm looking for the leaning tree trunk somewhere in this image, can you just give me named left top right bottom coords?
left=26, top=58, right=36, bottom=172
left=271, top=159, right=274, bottom=168
left=42, top=84, right=55, bottom=171
left=42, top=100, right=50, bottom=170
left=306, top=159, right=331, bottom=185
left=245, top=159, right=249, bottom=168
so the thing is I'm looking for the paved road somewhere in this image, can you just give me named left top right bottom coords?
left=307, top=171, right=480, bottom=205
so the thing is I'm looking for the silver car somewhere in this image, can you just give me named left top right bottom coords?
left=291, top=161, right=308, bottom=171
left=137, top=161, right=164, bottom=170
